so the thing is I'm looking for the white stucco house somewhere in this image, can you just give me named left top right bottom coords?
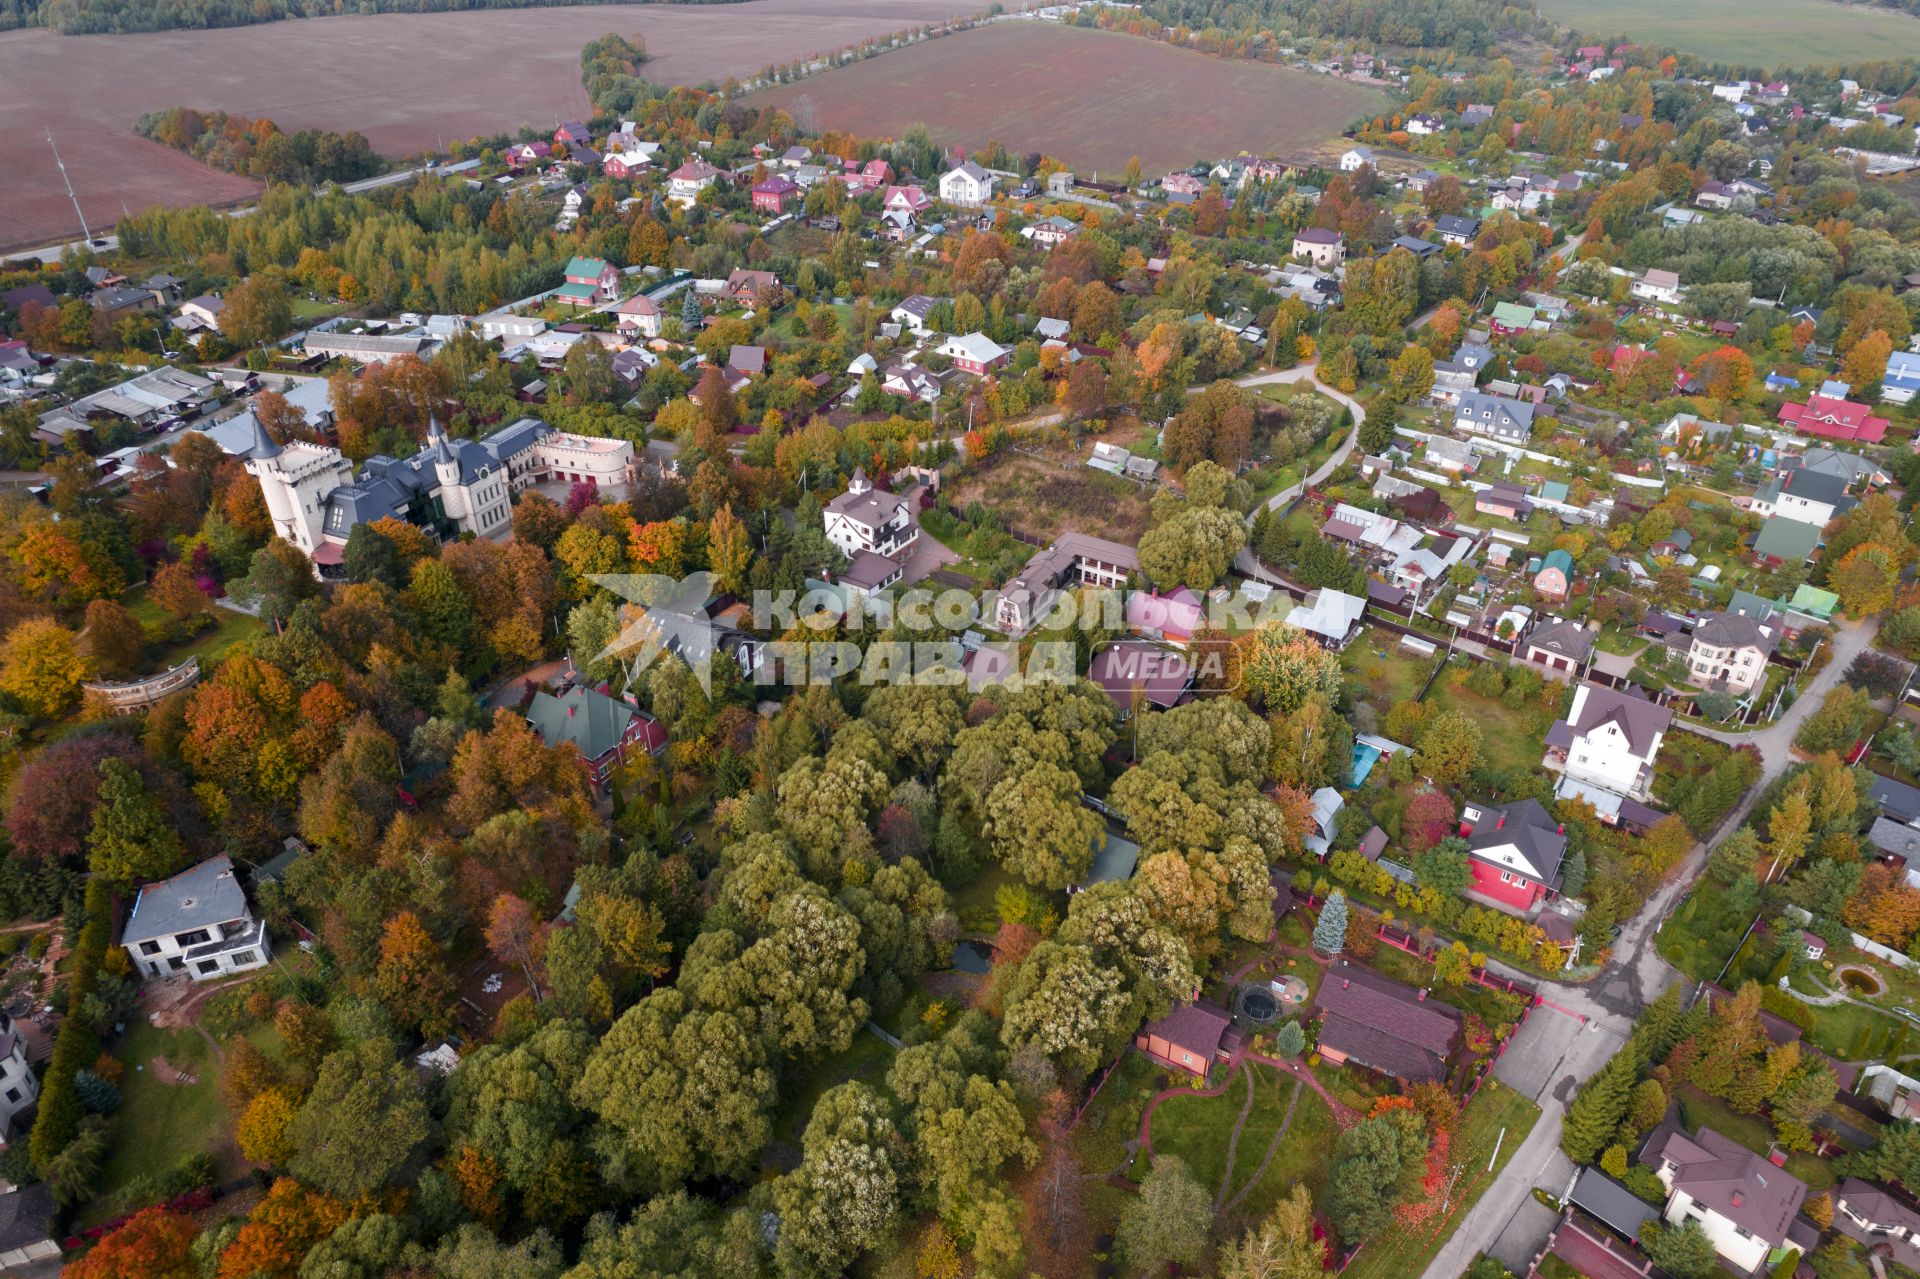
left=1544, top=682, right=1671, bottom=802
left=1646, top=1126, right=1807, bottom=1274
left=823, top=468, right=917, bottom=560
left=121, top=855, right=273, bottom=982
left=939, top=161, right=997, bottom=207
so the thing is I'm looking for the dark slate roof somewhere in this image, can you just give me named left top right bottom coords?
left=124, top=856, right=250, bottom=945
left=1141, top=1000, right=1231, bottom=1061
left=1693, top=611, right=1778, bottom=652
left=1465, top=797, right=1566, bottom=886
left=1649, top=1126, right=1807, bottom=1243
left=0, top=1185, right=55, bottom=1253
left=1527, top=619, right=1596, bottom=664
left=1314, top=963, right=1460, bottom=1083
left=1564, top=683, right=1671, bottom=755
left=1777, top=465, right=1852, bottom=508
left=1871, top=774, right=1920, bottom=825
left=1434, top=214, right=1481, bottom=237
left=1568, top=1167, right=1658, bottom=1242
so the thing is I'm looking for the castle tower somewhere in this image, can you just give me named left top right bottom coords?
left=245, top=425, right=352, bottom=556
left=427, top=414, right=461, bottom=490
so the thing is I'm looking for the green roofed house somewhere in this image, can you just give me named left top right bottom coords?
left=1490, top=301, right=1535, bottom=336
left=1752, top=516, right=1820, bottom=568
left=556, top=256, right=621, bottom=307
left=1538, top=480, right=1569, bottom=504
left=523, top=684, right=667, bottom=789
left=1789, top=584, right=1838, bottom=620
left=1533, top=548, right=1573, bottom=602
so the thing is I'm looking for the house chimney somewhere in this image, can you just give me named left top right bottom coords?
left=1496, top=814, right=1505, bottom=830
left=1730, top=1192, right=1744, bottom=1207
left=1417, top=988, right=1428, bottom=1002
left=568, top=705, right=575, bottom=718
left=1342, top=979, right=1350, bottom=990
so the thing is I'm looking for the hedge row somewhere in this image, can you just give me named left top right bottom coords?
left=28, top=879, right=113, bottom=1175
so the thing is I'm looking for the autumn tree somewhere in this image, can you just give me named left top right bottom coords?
left=222, top=274, right=293, bottom=347
left=78, top=597, right=146, bottom=680
left=375, top=910, right=457, bottom=1037
left=64, top=1205, right=198, bottom=1279
left=1115, top=1154, right=1212, bottom=1276
left=0, top=617, right=89, bottom=718
left=87, top=758, right=184, bottom=886
left=1842, top=328, right=1894, bottom=390
left=1231, top=623, right=1343, bottom=715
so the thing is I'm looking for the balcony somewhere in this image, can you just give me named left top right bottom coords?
left=183, top=917, right=266, bottom=963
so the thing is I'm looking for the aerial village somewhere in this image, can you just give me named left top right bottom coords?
left=3, top=18, right=1920, bottom=1279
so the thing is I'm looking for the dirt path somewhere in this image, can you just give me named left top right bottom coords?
left=1212, top=1063, right=1258, bottom=1213
left=1224, top=1070, right=1306, bottom=1217
left=1138, top=1049, right=1360, bottom=1164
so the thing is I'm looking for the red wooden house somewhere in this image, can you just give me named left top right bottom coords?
left=752, top=175, right=801, bottom=214
left=1458, top=798, right=1566, bottom=913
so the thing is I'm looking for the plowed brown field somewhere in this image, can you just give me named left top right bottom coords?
left=747, top=22, right=1392, bottom=178
left=0, top=0, right=983, bottom=250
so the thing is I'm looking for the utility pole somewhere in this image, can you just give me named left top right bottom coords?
left=47, top=129, right=93, bottom=247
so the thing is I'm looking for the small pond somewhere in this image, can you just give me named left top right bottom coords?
left=1839, top=966, right=1885, bottom=996
left=950, top=940, right=992, bottom=976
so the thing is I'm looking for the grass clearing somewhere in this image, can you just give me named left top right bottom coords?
left=87, top=1021, right=226, bottom=1226
left=123, top=585, right=266, bottom=669
left=1342, top=1079, right=1541, bottom=1279
left=1424, top=674, right=1552, bottom=775
left=1533, top=0, right=1920, bottom=68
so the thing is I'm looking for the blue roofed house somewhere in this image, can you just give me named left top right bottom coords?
left=1882, top=350, right=1920, bottom=405
left=121, top=855, right=272, bottom=981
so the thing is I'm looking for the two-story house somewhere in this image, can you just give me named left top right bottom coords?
left=1292, top=227, right=1345, bottom=268
left=1433, top=214, right=1481, bottom=246
left=1687, top=611, right=1777, bottom=696
left=1431, top=342, right=1493, bottom=404
left=1836, top=1179, right=1920, bottom=1269
left=1632, top=268, right=1682, bottom=306
left=938, top=332, right=1010, bottom=376
left=121, top=856, right=272, bottom=981
left=1645, top=1126, right=1808, bottom=1274
left=0, top=1012, right=38, bottom=1135
left=751, top=175, right=801, bottom=215
left=1521, top=617, right=1596, bottom=675
left=997, top=532, right=1139, bottom=634
left=938, top=161, right=996, bottom=207
left=889, top=294, right=942, bottom=336
left=823, top=469, right=917, bottom=561
left=1748, top=466, right=1854, bottom=527
left=554, top=256, right=622, bottom=307
left=1459, top=798, right=1567, bottom=912
left=524, top=685, right=667, bottom=789
left=666, top=158, right=721, bottom=207
left=1545, top=682, right=1672, bottom=802
left=1455, top=391, right=1536, bottom=445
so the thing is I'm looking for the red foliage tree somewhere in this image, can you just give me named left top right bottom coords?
left=65, top=1206, right=197, bottom=1279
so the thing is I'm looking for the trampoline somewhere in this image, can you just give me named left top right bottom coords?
left=1237, top=986, right=1281, bottom=1024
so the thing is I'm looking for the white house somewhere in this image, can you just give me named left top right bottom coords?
left=666, top=158, right=721, bottom=207
left=1882, top=350, right=1920, bottom=405
left=1748, top=467, right=1853, bottom=528
left=0, top=1012, right=38, bottom=1135
left=248, top=416, right=633, bottom=564
left=121, top=855, right=273, bottom=982
left=1632, top=268, right=1682, bottom=306
left=1292, top=227, right=1345, bottom=268
left=1647, top=1126, right=1807, bottom=1274
left=175, top=293, right=227, bottom=333
left=614, top=293, right=662, bottom=339
left=823, top=468, right=917, bottom=560
left=1407, top=113, right=1445, bottom=135
left=1545, top=682, right=1671, bottom=802
left=939, top=160, right=997, bottom=207
left=890, top=293, right=942, bottom=336
left=1339, top=146, right=1373, bottom=172
left=1686, top=611, right=1777, bottom=696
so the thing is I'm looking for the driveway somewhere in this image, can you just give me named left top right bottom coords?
left=898, top=485, right=959, bottom=587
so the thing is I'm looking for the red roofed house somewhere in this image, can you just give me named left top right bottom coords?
left=752, top=175, right=801, bottom=214
left=856, top=158, right=894, bottom=185
left=506, top=141, right=553, bottom=169
left=883, top=185, right=931, bottom=215
left=1314, top=964, right=1462, bottom=1083
left=554, top=121, right=593, bottom=147
left=667, top=158, right=721, bottom=208
left=1136, top=1000, right=1235, bottom=1079
left=1779, top=392, right=1889, bottom=444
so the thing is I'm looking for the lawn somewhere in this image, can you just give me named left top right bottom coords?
left=1342, top=628, right=1439, bottom=706
left=1148, top=1059, right=1341, bottom=1232
left=1657, top=887, right=1759, bottom=983
left=1675, top=1084, right=1833, bottom=1190
left=122, top=585, right=266, bottom=670
left=1535, top=0, right=1920, bottom=65
left=1342, top=1079, right=1541, bottom=1279
left=86, top=1021, right=226, bottom=1226
left=1424, top=674, right=1551, bottom=775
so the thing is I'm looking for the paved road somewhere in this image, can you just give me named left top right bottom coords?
left=1422, top=616, right=1880, bottom=1279
left=1225, top=361, right=1368, bottom=585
